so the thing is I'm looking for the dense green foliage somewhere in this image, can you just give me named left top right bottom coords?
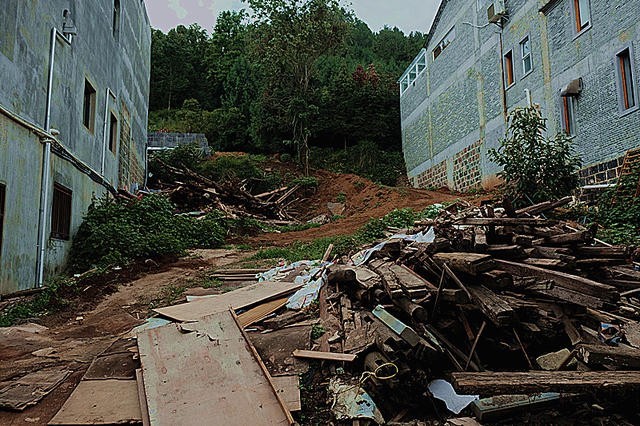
left=489, top=107, right=581, bottom=206
left=149, top=2, right=425, bottom=182
left=590, top=165, right=640, bottom=245
left=70, top=195, right=227, bottom=271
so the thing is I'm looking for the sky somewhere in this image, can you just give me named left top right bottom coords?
left=145, top=0, right=441, bottom=35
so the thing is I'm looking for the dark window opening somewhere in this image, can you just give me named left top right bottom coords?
left=51, top=183, right=72, bottom=240
left=504, top=50, right=514, bottom=87
left=0, top=184, right=5, bottom=257
left=83, top=79, right=96, bottom=132
left=561, top=96, right=576, bottom=136
left=109, top=113, right=118, bottom=153
left=617, top=49, right=636, bottom=111
left=113, top=0, right=120, bottom=40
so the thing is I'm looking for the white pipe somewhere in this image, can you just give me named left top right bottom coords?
left=525, top=88, right=533, bottom=107
left=101, top=88, right=115, bottom=175
left=35, top=28, right=71, bottom=288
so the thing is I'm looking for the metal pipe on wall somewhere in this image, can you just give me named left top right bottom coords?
left=101, top=88, right=116, bottom=175
left=35, top=28, right=71, bottom=289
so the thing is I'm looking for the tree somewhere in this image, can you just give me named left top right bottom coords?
left=489, top=106, right=582, bottom=205
left=245, top=0, right=347, bottom=175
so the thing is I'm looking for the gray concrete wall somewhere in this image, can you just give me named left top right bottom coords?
left=401, top=0, right=640, bottom=191
left=0, top=0, right=151, bottom=294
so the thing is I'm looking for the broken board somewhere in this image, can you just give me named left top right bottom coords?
left=49, top=379, right=142, bottom=425
left=0, top=366, right=71, bottom=411
left=137, top=310, right=293, bottom=426
left=238, top=297, right=288, bottom=327
left=153, top=281, right=301, bottom=322
left=271, top=375, right=302, bottom=412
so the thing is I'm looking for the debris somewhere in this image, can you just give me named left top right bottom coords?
left=292, top=349, right=357, bottom=362
left=271, top=374, right=302, bottom=412
left=427, top=379, right=479, bottom=414
left=0, top=366, right=72, bottom=411
left=471, top=393, right=565, bottom=421
left=536, top=348, right=575, bottom=371
left=48, top=380, right=142, bottom=425
left=329, top=377, right=385, bottom=424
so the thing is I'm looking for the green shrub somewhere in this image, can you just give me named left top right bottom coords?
left=489, top=107, right=581, bottom=206
left=148, top=142, right=205, bottom=183
left=70, top=195, right=227, bottom=272
left=199, top=155, right=282, bottom=194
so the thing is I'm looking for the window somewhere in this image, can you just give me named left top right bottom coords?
left=399, top=50, right=428, bottom=96
left=51, top=183, right=72, bottom=240
left=616, top=48, right=637, bottom=112
left=0, top=184, right=5, bottom=257
left=561, top=96, right=576, bottom=136
left=109, top=113, right=118, bottom=153
left=113, top=0, right=120, bottom=40
left=432, top=27, right=456, bottom=60
left=573, top=0, right=591, bottom=33
left=521, top=36, right=532, bottom=75
left=504, top=50, right=514, bottom=87
left=82, top=79, right=96, bottom=132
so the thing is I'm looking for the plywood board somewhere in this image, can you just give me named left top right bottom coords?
left=292, top=350, right=357, bottom=362
left=48, top=380, right=141, bottom=425
left=0, top=366, right=71, bottom=411
left=136, top=369, right=151, bottom=426
left=271, top=375, right=301, bottom=412
left=238, top=297, right=288, bottom=327
left=137, top=311, right=293, bottom=426
left=153, top=281, right=301, bottom=322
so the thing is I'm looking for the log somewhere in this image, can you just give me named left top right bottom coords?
left=577, top=246, right=629, bottom=258
left=515, top=196, right=573, bottom=217
left=523, top=258, right=569, bottom=270
left=432, top=253, right=495, bottom=276
left=577, top=344, right=640, bottom=369
left=479, top=270, right=513, bottom=290
left=545, top=231, right=592, bottom=245
left=393, top=295, right=427, bottom=322
left=494, top=259, right=619, bottom=302
left=451, top=371, right=640, bottom=394
left=486, top=245, right=526, bottom=259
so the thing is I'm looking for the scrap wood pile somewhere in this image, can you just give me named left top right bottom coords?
left=151, top=158, right=302, bottom=221
left=40, top=197, right=640, bottom=425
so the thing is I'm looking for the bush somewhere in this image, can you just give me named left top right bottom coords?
left=199, top=154, right=282, bottom=194
left=489, top=107, right=581, bottom=206
left=70, top=195, right=227, bottom=272
left=310, top=141, right=405, bottom=186
left=148, top=142, right=205, bottom=183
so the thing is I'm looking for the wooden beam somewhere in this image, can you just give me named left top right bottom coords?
left=432, top=253, right=496, bottom=276
left=577, top=344, right=640, bottom=369
left=292, top=350, right=356, bottom=362
left=458, top=217, right=558, bottom=226
left=468, top=286, right=515, bottom=326
left=452, top=371, right=640, bottom=395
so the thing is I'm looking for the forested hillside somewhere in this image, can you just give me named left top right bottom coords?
left=148, top=0, right=425, bottom=183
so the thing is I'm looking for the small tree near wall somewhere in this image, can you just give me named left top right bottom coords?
left=489, top=106, right=581, bottom=206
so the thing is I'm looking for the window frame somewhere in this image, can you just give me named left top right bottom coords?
left=432, top=27, right=456, bottom=60
left=571, top=0, right=591, bottom=38
left=399, top=50, right=428, bottom=96
left=615, top=46, right=639, bottom=115
left=82, top=79, right=96, bottom=133
left=51, top=183, right=72, bottom=241
left=504, top=49, right=515, bottom=89
left=520, top=35, right=533, bottom=78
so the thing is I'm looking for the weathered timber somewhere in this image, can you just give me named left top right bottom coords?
left=545, top=231, right=592, bottom=245
left=368, top=260, right=404, bottom=298
left=451, top=371, right=640, bottom=394
left=327, top=267, right=357, bottom=285
left=486, top=245, right=526, bottom=259
left=432, top=253, right=495, bottom=276
left=389, top=264, right=429, bottom=298
left=292, top=350, right=356, bottom=362
left=577, top=246, right=629, bottom=258
left=474, top=227, right=488, bottom=252
left=533, top=285, right=607, bottom=309
left=494, top=259, right=619, bottom=301
left=515, top=196, right=573, bottom=217
left=393, top=295, right=427, bottom=322
left=576, top=258, right=627, bottom=267
left=577, top=344, right=640, bottom=369
left=479, top=270, right=514, bottom=290
left=523, top=258, right=569, bottom=270
left=468, top=286, right=515, bottom=326
left=457, top=218, right=558, bottom=227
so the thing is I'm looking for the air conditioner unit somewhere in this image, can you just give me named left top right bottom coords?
left=487, top=0, right=506, bottom=23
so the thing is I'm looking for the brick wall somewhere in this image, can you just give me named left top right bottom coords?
left=413, top=160, right=448, bottom=189
left=453, top=140, right=483, bottom=191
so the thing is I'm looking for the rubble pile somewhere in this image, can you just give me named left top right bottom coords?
left=25, top=197, right=640, bottom=425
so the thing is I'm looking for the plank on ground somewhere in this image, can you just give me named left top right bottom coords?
left=48, top=380, right=141, bottom=425
left=136, top=369, right=151, bottom=426
left=292, top=349, right=357, bottom=362
left=238, top=297, right=288, bottom=327
left=271, top=375, right=302, bottom=412
left=451, top=371, right=640, bottom=395
left=153, top=281, right=301, bottom=322
left=137, top=311, right=293, bottom=426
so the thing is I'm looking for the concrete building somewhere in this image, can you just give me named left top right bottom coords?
left=0, top=0, right=151, bottom=295
left=400, top=0, right=640, bottom=191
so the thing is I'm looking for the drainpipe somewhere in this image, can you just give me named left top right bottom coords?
left=101, top=88, right=115, bottom=175
left=35, top=28, right=71, bottom=288
left=525, top=88, right=533, bottom=107
left=497, top=27, right=508, bottom=123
